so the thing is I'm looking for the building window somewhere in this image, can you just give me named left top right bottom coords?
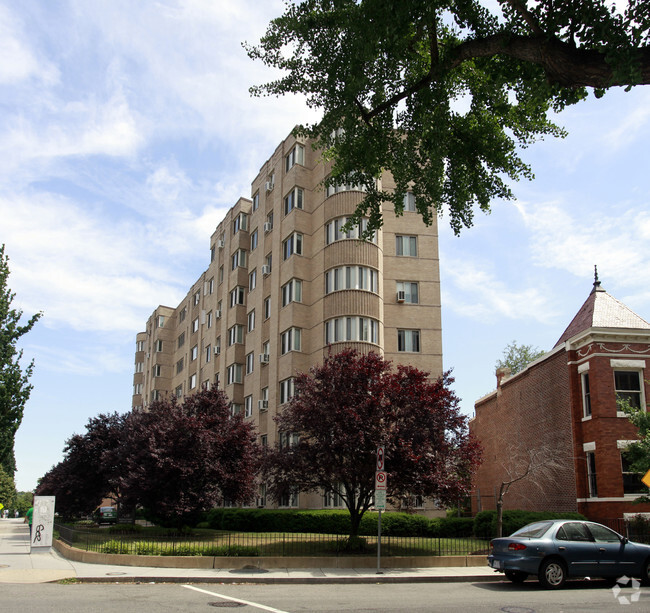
left=133, top=383, right=142, bottom=395
left=151, top=390, right=161, bottom=401
left=261, top=386, right=269, bottom=405
left=586, top=451, right=597, bottom=497
left=136, top=340, right=145, bottom=352
left=403, top=191, right=417, bottom=212
left=280, top=378, right=295, bottom=404
left=208, top=278, right=214, bottom=294
left=176, top=358, right=184, bottom=374
left=175, top=384, right=183, bottom=399
left=177, top=332, right=185, bottom=349
left=231, top=248, right=247, bottom=270
left=283, top=187, right=304, bottom=216
left=283, top=232, right=303, bottom=260
left=247, top=309, right=255, bottom=332
left=325, top=216, right=376, bottom=244
left=396, top=235, right=418, bottom=256
left=245, top=395, right=253, bottom=418
left=230, top=403, right=243, bottom=416
left=397, top=329, right=420, bottom=352
left=230, top=286, right=246, bottom=307
left=203, top=379, right=211, bottom=391
left=325, top=177, right=366, bottom=197
left=581, top=372, right=592, bottom=418
left=246, top=352, right=254, bottom=375
left=215, top=336, right=221, bottom=355
left=233, top=212, right=248, bottom=234
left=325, top=266, right=378, bottom=294
left=396, top=281, right=419, bottom=304
left=192, top=317, right=199, bottom=333
left=153, top=364, right=161, bottom=377
left=219, top=265, right=224, bottom=284
left=279, top=488, right=299, bottom=508
left=157, top=315, right=165, bottom=328
left=621, top=451, right=646, bottom=495
left=135, top=361, right=143, bottom=373
left=264, top=296, right=271, bottom=320
left=193, top=290, right=201, bottom=306
left=249, top=269, right=257, bottom=291
left=191, top=345, right=198, bottom=361
left=325, top=317, right=379, bottom=344
left=205, top=344, right=211, bottom=363
left=324, top=483, right=345, bottom=508
left=252, top=192, right=259, bottom=211
left=281, top=279, right=303, bottom=307
left=264, top=252, right=272, bottom=273
left=228, top=324, right=244, bottom=345
left=281, top=327, right=302, bottom=355
left=227, top=363, right=243, bottom=385
left=285, top=143, right=304, bottom=172
left=206, top=311, right=213, bottom=329
left=189, top=374, right=197, bottom=390
left=179, top=307, right=187, bottom=323
left=155, top=339, right=163, bottom=352
left=266, top=211, right=274, bottom=231
left=614, top=370, right=642, bottom=410
left=262, top=340, right=270, bottom=358
left=250, top=229, right=258, bottom=251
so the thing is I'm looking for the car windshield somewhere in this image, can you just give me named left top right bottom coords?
left=510, top=521, right=553, bottom=538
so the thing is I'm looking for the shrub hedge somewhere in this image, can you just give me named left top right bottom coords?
left=203, top=509, right=477, bottom=537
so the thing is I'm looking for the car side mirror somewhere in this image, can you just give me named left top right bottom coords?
left=621, top=536, right=629, bottom=544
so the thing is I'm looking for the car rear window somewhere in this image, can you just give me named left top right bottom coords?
left=100, top=507, right=114, bottom=512
left=511, top=521, right=553, bottom=538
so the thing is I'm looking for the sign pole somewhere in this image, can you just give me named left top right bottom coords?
left=375, top=446, right=386, bottom=574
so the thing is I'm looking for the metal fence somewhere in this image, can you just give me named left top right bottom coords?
left=55, top=524, right=491, bottom=558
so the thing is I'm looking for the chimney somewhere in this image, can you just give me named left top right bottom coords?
left=496, top=366, right=511, bottom=389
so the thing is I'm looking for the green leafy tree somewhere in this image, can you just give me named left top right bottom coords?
left=619, top=397, right=650, bottom=503
left=248, top=1, right=650, bottom=235
left=0, top=245, right=42, bottom=476
left=496, top=340, right=545, bottom=376
left=0, top=465, right=16, bottom=512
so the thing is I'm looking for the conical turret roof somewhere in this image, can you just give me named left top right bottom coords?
left=554, top=268, right=650, bottom=348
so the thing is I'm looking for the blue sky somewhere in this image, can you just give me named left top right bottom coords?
left=3, top=1, right=650, bottom=492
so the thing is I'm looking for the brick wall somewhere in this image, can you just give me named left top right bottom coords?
left=471, top=348, right=577, bottom=514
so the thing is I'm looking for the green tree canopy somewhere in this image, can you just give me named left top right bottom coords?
left=248, top=1, right=650, bottom=235
left=0, top=245, right=41, bottom=476
left=496, top=340, right=545, bottom=375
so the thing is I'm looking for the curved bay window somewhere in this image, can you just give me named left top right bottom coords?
left=325, top=316, right=379, bottom=345
left=325, top=265, right=378, bottom=294
left=325, top=216, right=377, bottom=244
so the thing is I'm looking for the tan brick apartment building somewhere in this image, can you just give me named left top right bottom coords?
left=470, top=274, right=650, bottom=523
left=131, top=131, right=443, bottom=510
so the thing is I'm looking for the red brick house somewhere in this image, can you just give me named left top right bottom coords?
left=470, top=273, right=650, bottom=523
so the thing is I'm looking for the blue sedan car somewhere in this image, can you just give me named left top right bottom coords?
left=488, top=519, right=650, bottom=589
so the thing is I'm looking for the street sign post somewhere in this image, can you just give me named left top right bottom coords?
left=375, top=446, right=386, bottom=574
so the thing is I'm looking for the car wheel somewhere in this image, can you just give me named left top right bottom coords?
left=538, top=558, right=566, bottom=589
left=504, top=570, right=528, bottom=583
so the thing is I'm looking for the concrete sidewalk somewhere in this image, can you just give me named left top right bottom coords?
left=0, top=518, right=498, bottom=585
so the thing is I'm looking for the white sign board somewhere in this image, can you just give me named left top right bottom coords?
left=374, top=489, right=386, bottom=510
left=31, top=496, right=55, bottom=550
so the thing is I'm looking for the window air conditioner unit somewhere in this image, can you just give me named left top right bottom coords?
left=261, top=265, right=270, bottom=276
left=265, top=181, right=274, bottom=192
left=259, top=353, right=270, bottom=364
left=263, top=222, right=272, bottom=233
left=258, top=400, right=268, bottom=410
left=215, top=309, right=221, bottom=319
left=214, top=346, right=220, bottom=355
left=397, top=290, right=406, bottom=303
left=217, top=239, right=224, bottom=248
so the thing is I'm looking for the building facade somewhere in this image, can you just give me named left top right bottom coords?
left=470, top=275, right=650, bottom=523
left=132, top=131, right=443, bottom=510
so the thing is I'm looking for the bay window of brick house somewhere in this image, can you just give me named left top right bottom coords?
left=586, top=451, right=597, bottom=497
left=581, top=371, right=592, bottom=418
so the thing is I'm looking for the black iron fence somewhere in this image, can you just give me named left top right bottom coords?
left=55, top=523, right=491, bottom=558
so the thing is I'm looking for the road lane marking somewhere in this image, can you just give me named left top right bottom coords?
left=182, top=584, right=291, bottom=613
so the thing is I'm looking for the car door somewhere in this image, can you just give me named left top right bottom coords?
left=586, top=523, right=633, bottom=577
left=554, top=522, right=600, bottom=577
